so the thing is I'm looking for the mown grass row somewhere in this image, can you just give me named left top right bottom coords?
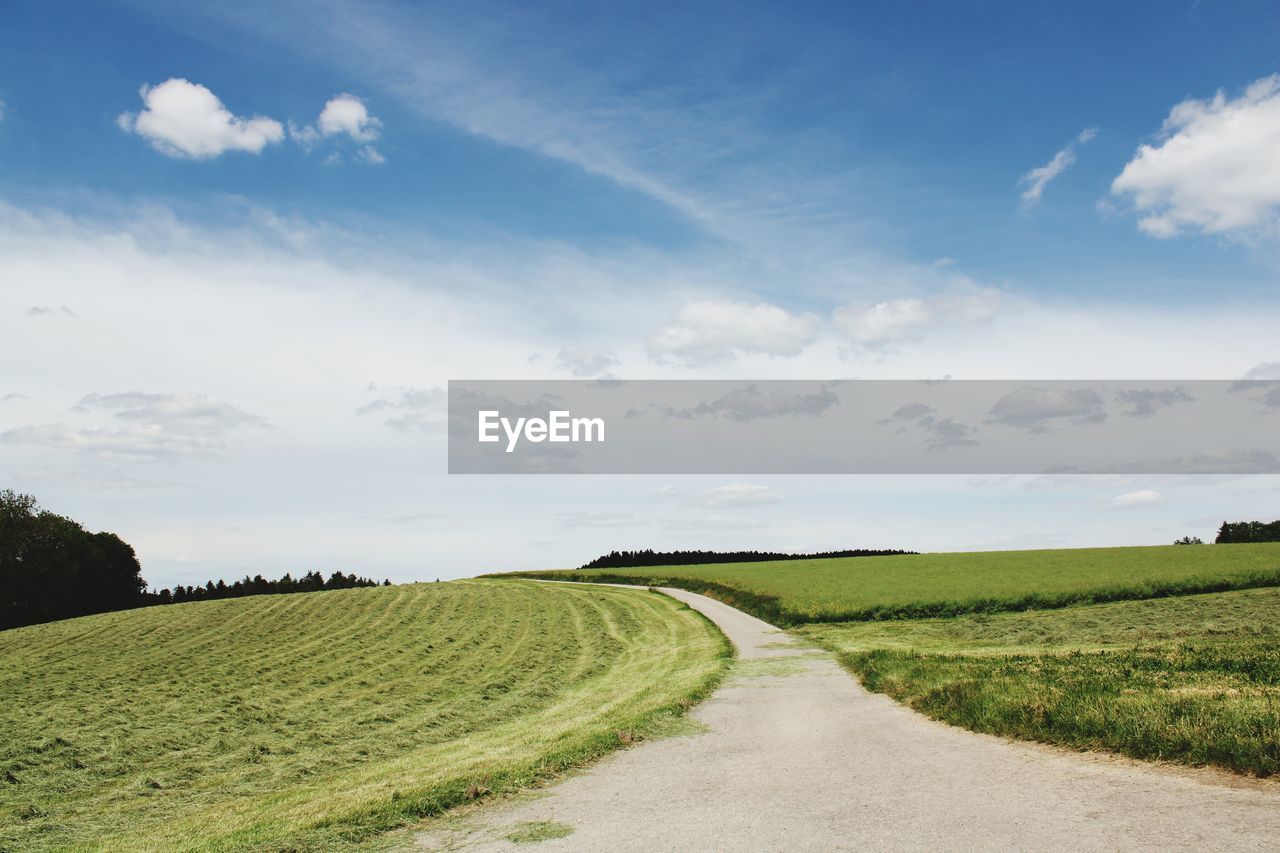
left=504, top=543, right=1280, bottom=625
left=0, top=580, right=730, bottom=851
left=800, top=587, right=1280, bottom=776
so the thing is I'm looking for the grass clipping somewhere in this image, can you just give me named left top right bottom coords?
left=0, top=580, right=729, bottom=851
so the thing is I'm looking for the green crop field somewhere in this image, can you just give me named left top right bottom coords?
left=509, top=543, right=1280, bottom=623
left=506, top=544, right=1280, bottom=775
left=0, top=580, right=728, bottom=851
left=799, top=587, right=1280, bottom=776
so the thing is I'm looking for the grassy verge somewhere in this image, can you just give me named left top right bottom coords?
left=798, top=587, right=1280, bottom=776
left=501, top=543, right=1280, bottom=624
left=0, top=579, right=729, bottom=851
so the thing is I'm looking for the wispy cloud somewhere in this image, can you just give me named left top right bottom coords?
left=1109, top=489, right=1166, bottom=509
left=1019, top=127, right=1097, bottom=208
left=2, top=391, right=268, bottom=459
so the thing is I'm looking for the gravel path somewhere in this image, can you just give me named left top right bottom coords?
left=415, top=586, right=1280, bottom=851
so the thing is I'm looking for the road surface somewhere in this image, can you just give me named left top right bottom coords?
left=415, top=586, right=1280, bottom=851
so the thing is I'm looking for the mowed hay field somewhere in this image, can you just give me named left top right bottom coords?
left=513, top=543, right=1280, bottom=623
left=799, top=587, right=1280, bottom=776
left=0, top=580, right=728, bottom=851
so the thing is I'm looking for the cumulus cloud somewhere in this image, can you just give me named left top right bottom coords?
left=1019, top=127, right=1097, bottom=207
left=833, top=286, right=1000, bottom=348
left=1111, top=75, right=1280, bottom=238
left=556, top=348, right=620, bottom=378
left=1109, top=489, right=1166, bottom=509
left=1, top=392, right=268, bottom=459
left=320, top=94, right=380, bottom=140
left=646, top=299, right=819, bottom=366
left=291, top=94, right=384, bottom=163
left=117, top=78, right=285, bottom=159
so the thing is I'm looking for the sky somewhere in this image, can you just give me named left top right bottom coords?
left=2, top=0, right=1279, bottom=587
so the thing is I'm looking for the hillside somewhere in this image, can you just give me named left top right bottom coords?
left=505, top=543, right=1280, bottom=623
left=0, top=580, right=727, bottom=851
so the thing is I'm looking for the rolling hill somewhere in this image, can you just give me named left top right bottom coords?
left=0, top=579, right=727, bottom=851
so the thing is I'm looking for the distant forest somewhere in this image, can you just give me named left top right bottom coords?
left=1217, top=520, right=1280, bottom=544
left=151, top=571, right=388, bottom=606
left=1, top=489, right=387, bottom=630
left=580, top=547, right=915, bottom=570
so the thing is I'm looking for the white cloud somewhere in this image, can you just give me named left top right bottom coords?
left=6, top=196, right=1280, bottom=586
left=646, top=299, right=819, bottom=366
left=1019, top=127, right=1097, bottom=207
left=2, top=392, right=268, bottom=459
left=834, top=298, right=929, bottom=344
left=318, top=94, right=381, bottom=142
left=1241, top=361, right=1280, bottom=380
left=833, top=286, right=1001, bottom=348
left=1111, top=75, right=1280, bottom=238
left=117, top=78, right=284, bottom=159
left=291, top=94, right=385, bottom=164
left=1109, top=489, right=1167, bottom=509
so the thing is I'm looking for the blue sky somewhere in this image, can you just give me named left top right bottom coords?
left=4, top=0, right=1279, bottom=289
left=2, top=1, right=1279, bottom=585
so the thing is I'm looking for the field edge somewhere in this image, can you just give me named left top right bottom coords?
left=494, top=567, right=1280, bottom=625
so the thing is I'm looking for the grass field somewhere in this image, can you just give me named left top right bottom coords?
left=799, top=587, right=1280, bottom=776
left=507, top=543, right=1280, bottom=624
left=0, top=579, right=728, bottom=851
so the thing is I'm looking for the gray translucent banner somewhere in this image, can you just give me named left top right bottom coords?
left=447, top=379, right=1280, bottom=474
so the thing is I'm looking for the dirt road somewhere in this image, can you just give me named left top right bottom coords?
left=415, top=586, right=1280, bottom=851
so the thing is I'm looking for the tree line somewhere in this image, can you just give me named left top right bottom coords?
left=1, top=490, right=387, bottom=630
left=1216, top=519, right=1280, bottom=544
left=580, top=547, right=915, bottom=570
left=149, top=571, right=386, bottom=605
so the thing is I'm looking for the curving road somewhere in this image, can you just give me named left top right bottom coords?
left=416, top=586, right=1280, bottom=851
